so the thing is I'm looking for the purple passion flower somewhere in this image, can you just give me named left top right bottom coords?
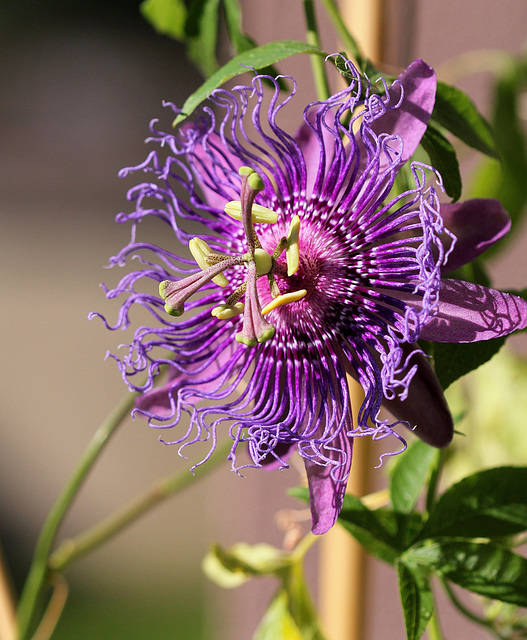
left=93, top=58, right=527, bottom=534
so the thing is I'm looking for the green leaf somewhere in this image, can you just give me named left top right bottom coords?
left=431, top=336, right=506, bottom=390
left=202, top=542, right=290, bottom=588
left=420, top=123, right=462, bottom=201
left=396, top=560, right=434, bottom=640
left=290, top=487, right=424, bottom=561
left=404, top=538, right=527, bottom=606
left=253, top=589, right=305, bottom=640
left=419, top=466, right=527, bottom=540
left=140, top=0, right=188, bottom=40
left=469, top=60, right=527, bottom=234
left=222, top=0, right=252, bottom=52
left=336, top=494, right=402, bottom=564
left=390, top=440, right=439, bottom=515
left=174, top=40, right=326, bottom=124
left=221, top=0, right=286, bottom=88
left=432, top=81, right=498, bottom=158
left=186, top=0, right=221, bottom=77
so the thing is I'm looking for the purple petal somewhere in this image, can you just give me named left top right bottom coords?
left=294, top=108, right=338, bottom=198
left=441, top=199, right=511, bottom=273
left=419, top=280, right=527, bottom=342
left=382, top=348, right=453, bottom=448
left=370, top=59, right=436, bottom=164
left=135, top=378, right=173, bottom=415
left=304, top=432, right=353, bottom=535
left=185, top=127, right=242, bottom=211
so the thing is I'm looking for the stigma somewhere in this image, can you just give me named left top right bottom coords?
left=159, top=167, right=306, bottom=346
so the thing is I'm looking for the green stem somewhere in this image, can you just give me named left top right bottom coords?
left=441, top=579, right=506, bottom=640
left=427, top=607, right=445, bottom=640
left=48, top=437, right=233, bottom=572
left=291, top=532, right=318, bottom=563
left=16, top=391, right=138, bottom=640
left=318, top=0, right=364, bottom=65
left=302, top=0, right=331, bottom=100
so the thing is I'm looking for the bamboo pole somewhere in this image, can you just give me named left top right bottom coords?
left=318, top=2, right=385, bottom=639
left=318, top=380, right=371, bottom=640
left=342, top=0, right=385, bottom=64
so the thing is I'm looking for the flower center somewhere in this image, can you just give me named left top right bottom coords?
left=159, top=167, right=307, bottom=346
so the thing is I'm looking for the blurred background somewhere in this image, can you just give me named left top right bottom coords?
left=1, top=0, right=527, bottom=638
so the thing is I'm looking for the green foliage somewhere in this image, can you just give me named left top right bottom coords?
left=140, top=0, right=187, bottom=39
left=418, top=467, right=527, bottom=539
left=430, top=336, right=507, bottom=390
left=173, top=41, right=325, bottom=124
left=432, top=81, right=498, bottom=158
left=420, top=122, right=462, bottom=201
left=404, top=538, right=527, bottom=607
left=290, top=463, right=527, bottom=639
left=141, top=0, right=287, bottom=82
left=396, top=560, right=434, bottom=640
left=203, top=539, right=327, bottom=640
left=470, top=57, right=527, bottom=236
left=253, top=589, right=306, bottom=640
left=203, top=542, right=289, bottom=587
left=390, top=440, right=439, bottom=514
left=339, top=464, right=527, bottom=640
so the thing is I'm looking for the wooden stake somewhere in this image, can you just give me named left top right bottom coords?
left=318, top=2, right=385, bottom=638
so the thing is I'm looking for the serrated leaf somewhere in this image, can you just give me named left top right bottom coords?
left=397, top=560, right=434, bottom=640
left=140, top=0, right=188, bottom=40
left=420, top=123, right=462, bottom=201
left=432, top=81, right=498, bottom=158
left=431, top=336, right=506, bottom=390
left=405, top=538, right=527, bottom=606
left=418, top=467, right=527, bottom=540
left=174, top=41, right=326, bottom=124
left=390, top=440, right=439, bottom=514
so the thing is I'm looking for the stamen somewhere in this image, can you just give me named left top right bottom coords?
left=235, top=262, right=275, bottom=346
left=211, top=302, right=245, bottom=319
left=189, top=238, right=229, bottom=287
left=160, top=167, right=304, bottom=346
left=272, top=238, right=287, bottom=260
left=286, top=215, right=301, bottom=276
left=224, top=201, right=278, bottom=224
left=261, top=289, right=308, bottom=315
left=160, top=257, right=237, bottom=316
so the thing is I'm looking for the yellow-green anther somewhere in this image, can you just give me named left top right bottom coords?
left=235, top=325, right=275, bottom=346
left=286, top=215, right=300, bottom=276
left=211, top=302, right=244, bottom=319
left=224, top=201, right=278, bottom=224
left=188, top=237, right=229, bottom=287
left=164, top=302, right=183, bottom=317
left=159, top=280, right=170, bottom=299
left=261, top=289, right=307, bottom=315
left=254, top=248, right=273, bottom=275
left=238, top=166, right=255, bottom=177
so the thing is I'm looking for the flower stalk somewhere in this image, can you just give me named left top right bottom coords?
left=48, top=437, right=233, bottom=573
left=302, top=0, right=331, bottom=100
left=16, top=390, right=139, bottom=640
